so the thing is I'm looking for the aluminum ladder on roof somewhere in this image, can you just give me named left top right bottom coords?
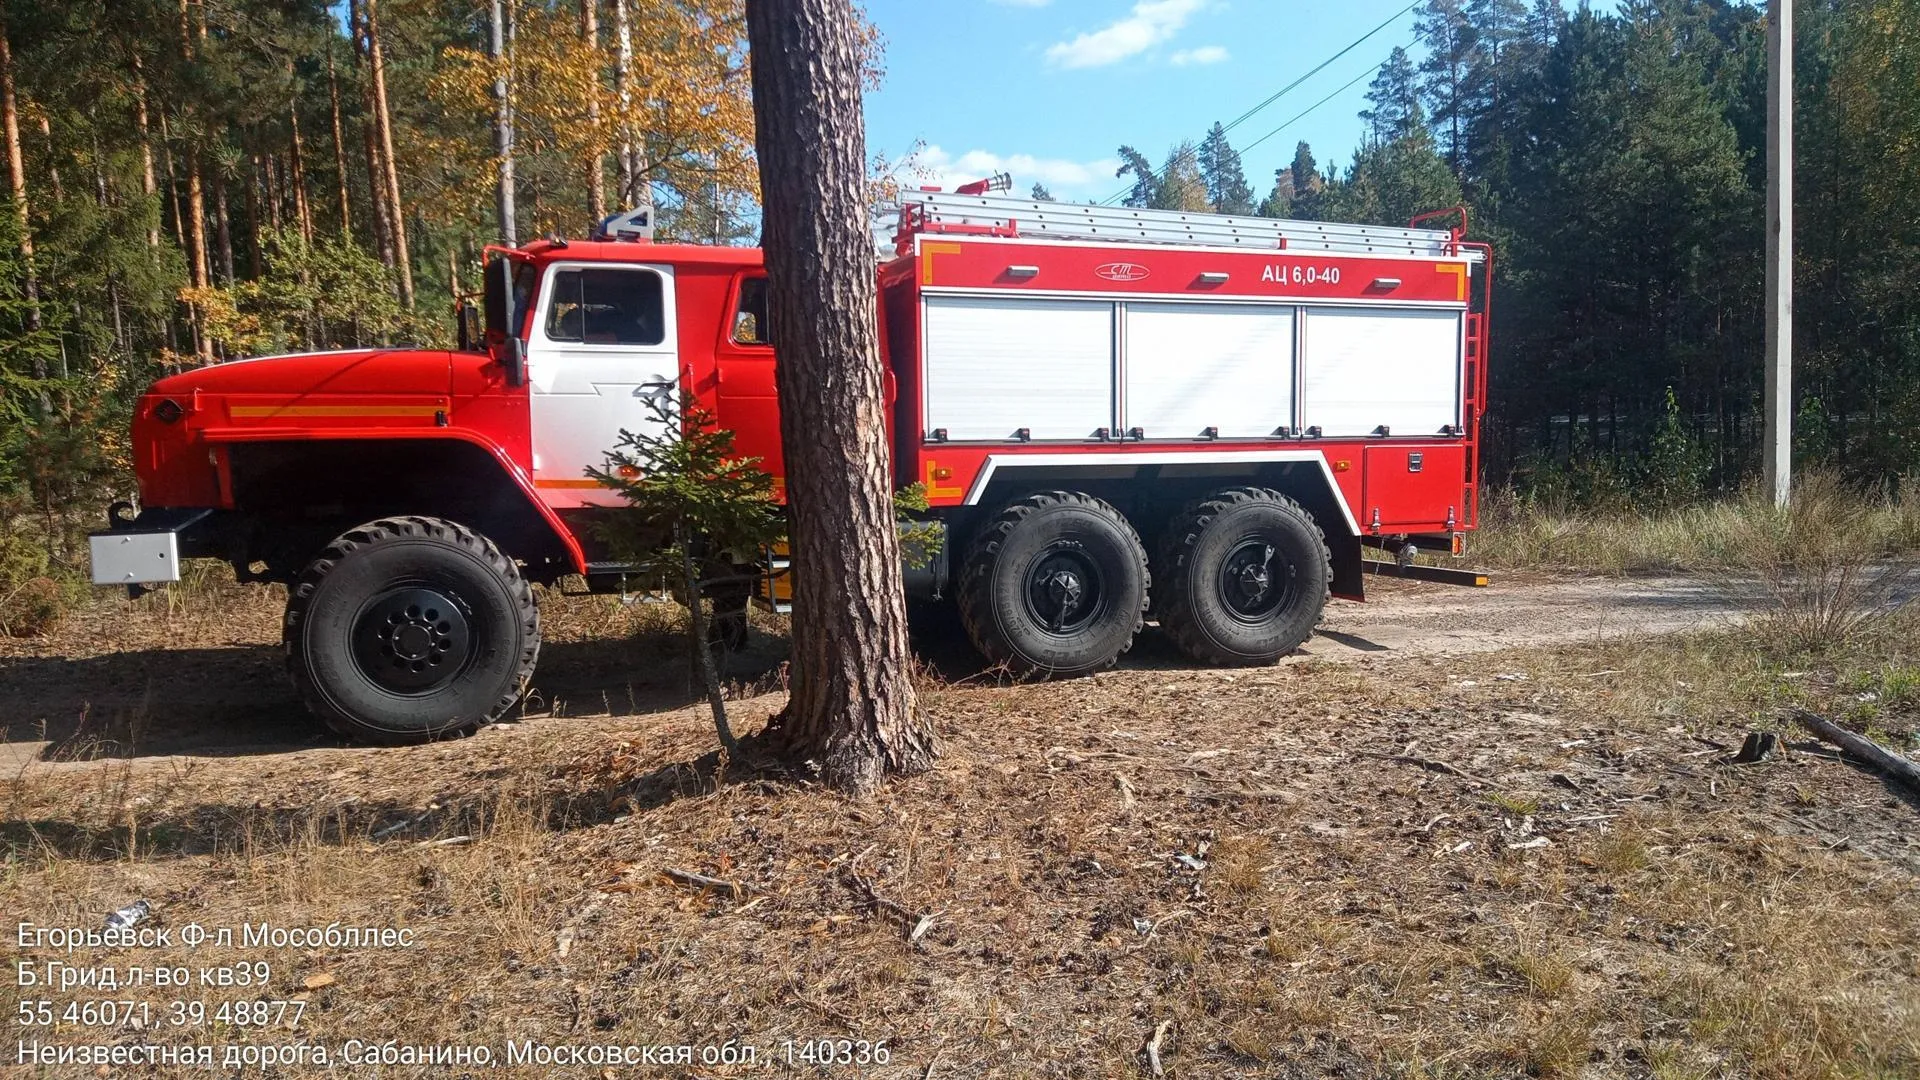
left=898, top=191, right=1480, bottom=260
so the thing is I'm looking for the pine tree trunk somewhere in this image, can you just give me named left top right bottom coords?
left=744, top=0, right=934, bottom=794
left=133, top=60, right=160, bottom=250
left=580, top=0, right=604, bottom=221
left=364, top=0, right=412, bottom=307
left=212, top=168, right=233, bottom=284
left=0, top=4, right=45, bottom=400
left=163, top=147, right=184, bottom=250
left=288, top=90, right=313, bottom=243
left=489, top=0, right=515, bottom=244
left=245, top=154, right=263, bottom=276
left=679, top=526, right=737, bottom=754
left=326, top=42, right=351, bottom=239
left=186, top=156, right=211, bottom=361
left=263, top=152, right=283, bottom=231
left=612, top=0, right=633, bottom=207
left=351, top=0, right=395, bottom=274
left=37, top=115, right=60, bottom=204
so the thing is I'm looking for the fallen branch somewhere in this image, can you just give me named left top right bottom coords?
left=1354, top=750, right=1493, bottom=788
left=660, top=867, right=757, bottom=898
left=1144, top=1019, right=1174, bottom=1077
left=842, top=870, right=937, bottom=942
left=1790, top=709, right=1920, bottom=793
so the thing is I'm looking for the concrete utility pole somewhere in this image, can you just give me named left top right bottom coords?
left=1763, top=0, right=1792, bottom=506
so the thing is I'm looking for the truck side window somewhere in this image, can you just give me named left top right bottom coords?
left=545, top=268, right=665, bottom=346
left=733, top=276, right=770, bottom=346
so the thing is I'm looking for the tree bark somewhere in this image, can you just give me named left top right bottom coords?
left=287, top=80, right=313, bottom=243
left=244, top=154, right=262, bottom=276
left=489, top=0, right=515, bottom=245
left=744, top=0, right=934, bottom=793
left=580, top=0, right=604, bottom=222
left=0, top=3, right=45, bottom=400
left=350, top=0, right=395, bottom=274
left=159, top=113, right=185, bottom=251
left=212, top=167, right=233, bottom=283
left=133, top=63, right=160, bottom=250
left=363, top=0, right=411, bottom=306
left=611, top=0, right=633, bottom=206
left=1792, top=709, right=1920, bottom=793
left=325, top=41, right=351, bottom=239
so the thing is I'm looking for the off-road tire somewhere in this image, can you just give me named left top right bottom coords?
left=956, top=491, right=1148, bottom=677
left=1157, top=487, right=1330, bottom=666
left=284, top=516, right=539, bottom=744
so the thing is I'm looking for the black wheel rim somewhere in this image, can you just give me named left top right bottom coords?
left=351, top=586, right=474, bottom=694
left=1216, top=535, right=1297, bottom=624
left=1022, top=543, right=1108, bottom=636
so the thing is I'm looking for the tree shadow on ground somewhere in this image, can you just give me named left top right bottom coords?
left=0, top=630, right=792, bottom=762
left=3, top=731, right=808, bottom=865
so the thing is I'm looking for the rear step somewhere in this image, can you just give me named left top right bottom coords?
left=1365, top=559, right=1490, bottom=588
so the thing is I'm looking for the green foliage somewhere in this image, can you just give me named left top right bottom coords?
left=1113, top=141, right=1216, bottom=213
left=589, top=390, right=782, bottom=582
left=1198, top=123, right=1255, bottom=215
left=1637, top=387, right=1709, bottom=510
left=893, top=482, right=940, bottom=571
left=198, top=230, right=445, bottom=356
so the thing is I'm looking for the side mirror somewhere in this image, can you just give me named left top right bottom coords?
left=501, top=335, right=526, bottom=387
left=483, top=255, right=526, bottom=386
left=455, top=301, right=476, bottom=352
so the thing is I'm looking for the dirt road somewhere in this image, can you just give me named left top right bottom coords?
left=1305, top=570, right=1755, bottom=659
left=0, top=570, right=1769, bottom=767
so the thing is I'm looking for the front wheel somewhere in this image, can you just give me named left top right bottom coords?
left=1157, top=487, right=1330, bottom=666
left=284, top=516, right=540, bottom=743
left=956, top=491, right=1148, bottom=677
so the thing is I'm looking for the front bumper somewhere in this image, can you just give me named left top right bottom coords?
left=89, top=506, right=218, bottom=588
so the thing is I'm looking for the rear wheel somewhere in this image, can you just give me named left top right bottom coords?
left=284, top=516, right=539, bottom=743
left=957, top=491, right=1148, bottom=677
left=1157, top=487, right=1329, bottom=665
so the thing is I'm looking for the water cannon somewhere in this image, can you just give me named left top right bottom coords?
left=954, top=172, right=1013, bottom=196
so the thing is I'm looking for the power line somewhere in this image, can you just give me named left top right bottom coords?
left=1098, top=0, right=1422, bottom=205
left=1238, top=59, right=1390, bottom=159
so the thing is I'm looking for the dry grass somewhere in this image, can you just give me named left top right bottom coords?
left=1475, top=473, right=1920, bottom=578
left=4, top=586, right=1919, bottom=1078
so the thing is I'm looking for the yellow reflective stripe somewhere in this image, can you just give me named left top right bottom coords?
left=228, top=404, right=443, bottom=418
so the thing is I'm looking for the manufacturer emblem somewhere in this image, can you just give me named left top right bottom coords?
left=1094, top=262, right=1151, bottom=282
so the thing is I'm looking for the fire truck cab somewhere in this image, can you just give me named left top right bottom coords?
left=91, top=192, right=1489, bottom=743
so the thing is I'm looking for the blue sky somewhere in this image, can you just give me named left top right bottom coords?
left=861, top=0, right=1430, bottom=203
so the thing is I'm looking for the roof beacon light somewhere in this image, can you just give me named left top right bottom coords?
left=592, top=207, right=654, bottom=243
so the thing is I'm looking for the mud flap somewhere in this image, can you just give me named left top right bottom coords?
left=1329, top=530, right=1365, bottom=602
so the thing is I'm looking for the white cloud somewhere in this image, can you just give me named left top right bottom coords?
left=1170, top=45, right=1228, bottom=66
left=915, top=145, right=1123, bottom=196
left=989, top=0, right=1052, bottom=6
left=1044, top=0, right=1206, bottom=69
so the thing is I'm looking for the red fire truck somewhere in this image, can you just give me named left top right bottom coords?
left=90, top=190, right=1490, bottom=743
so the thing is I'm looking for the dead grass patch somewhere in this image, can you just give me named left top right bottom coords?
left=3, top=588, right=1919, bottom=1076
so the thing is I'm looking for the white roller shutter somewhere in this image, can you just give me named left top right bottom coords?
left=1300, top=307, right=1461, bottom=437
left=1123, top=302, right=1294, bottom=439
left=922, top=296, right=1114, bottom=441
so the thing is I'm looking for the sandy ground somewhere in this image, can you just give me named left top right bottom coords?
left=1306, top=571, right=1756, bottom=659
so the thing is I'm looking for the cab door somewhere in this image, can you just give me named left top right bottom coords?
left=525, top=262, right=677, bottom=507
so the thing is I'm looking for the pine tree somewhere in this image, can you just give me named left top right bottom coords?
left=1416, top=0, right=1476, bottom=173
left=1113, top=145, right=1157, bottom=208
left=1197, top=122, right=1255, bottom=214
left=1360, top=47, right=1424, bottom=145
left=1155, top=141, right=1209, bottom=211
